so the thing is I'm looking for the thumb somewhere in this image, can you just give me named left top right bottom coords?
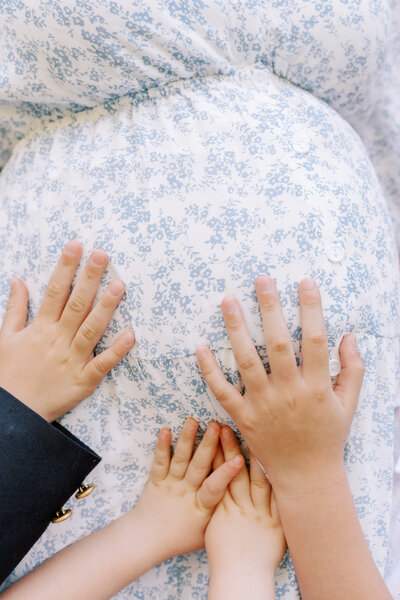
left=197, top=454, right=244, bottom=511
left=334, top=334, right=365, bottom=417
left=1, top=278, right=29, bottom=338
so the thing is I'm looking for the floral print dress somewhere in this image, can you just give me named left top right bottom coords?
left=0, top=1, right=399, bottom=598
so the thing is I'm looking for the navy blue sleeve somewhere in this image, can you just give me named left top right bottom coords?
left=0, top=387, right=101, bottom=583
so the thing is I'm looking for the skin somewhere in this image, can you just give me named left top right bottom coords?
left=206, top=427, right=286, bottom=600
left=2, top=420, right=245, bottom=600
left=0, top=240, right=135, bottom=421
left=0, top=243, right=285, bottom=599
left=197, top=276, right=393, bottom=600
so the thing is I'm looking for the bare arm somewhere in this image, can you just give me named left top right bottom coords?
left=2, top=510, right=162, bottom=600
left=197, top=276, right=392, bottom=600
left=275, top=472, right=391, bottom=600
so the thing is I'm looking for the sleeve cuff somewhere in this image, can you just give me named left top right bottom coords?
left=0, top=387, right=101, bottom=583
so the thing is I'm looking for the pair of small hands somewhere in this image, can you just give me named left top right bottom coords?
left=133, top=418, right=286, bottom=579
left=0, top=241, right=364, bottom=577
left=135, top=273, right=364, bottom=576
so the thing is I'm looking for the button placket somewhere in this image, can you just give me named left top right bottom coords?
left=329, top=358, right=341, bottom=377
left=292, top=137, right=310, bottom=155
left=327, top=243, right=346, bottom=264
left=252, top=68, right=270, bottom=88
left=291, top=126, right=311, bottom=155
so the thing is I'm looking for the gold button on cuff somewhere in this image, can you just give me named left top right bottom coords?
left=75, top=483, right=95, bottom=499
left=51, top=508, right=72, bottom=523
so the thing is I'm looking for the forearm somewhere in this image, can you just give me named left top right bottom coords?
left=208, top=567, right=275, bottom=600
left=275, top=468, right=392, bottom=600
left=2, top=509, right=163, bottom=600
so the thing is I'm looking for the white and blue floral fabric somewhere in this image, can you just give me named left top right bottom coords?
left=0, top=1, right=400, bottom=598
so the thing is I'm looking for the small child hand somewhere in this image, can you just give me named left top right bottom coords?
left=0, top=241, right=135, bottom=421
left=197, top=277, right=365, bottom=498
left=133, top=418, right=245, bottom=562
left=0, top=420, right=244, bottom=600
left=206, top=427, right=286, bottom=600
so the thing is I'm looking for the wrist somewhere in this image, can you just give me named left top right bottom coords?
left=209, top=566, right=275, bottom=600
left=120, top=508, right=168, bottom=569
left=268, top=462, right=348, bottom=501
left=0, top=383, right=54, bottom=422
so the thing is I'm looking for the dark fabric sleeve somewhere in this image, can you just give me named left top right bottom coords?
left=0, top=387, right=101, bottom=583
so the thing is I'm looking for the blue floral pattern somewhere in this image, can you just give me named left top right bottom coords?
left=0, top=1, right=399, bottom=598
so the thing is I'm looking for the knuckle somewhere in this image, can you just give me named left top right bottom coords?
left=282, top=392, right=297, bottom=408
left=354, top=358, right=365, bottom=376
left=85, top=267, right=100, bottom=282
left=258, top=287, right=279, bottom=309
left=60, top=251, right=77, bottom=268
left=45, top=282, right=64, bottom=301
left=251, top=478, right=267, bottom=490
left=238, top=352, right=257, bottom=371
left=213, top=384, right=232, bottom=404
left=226, top=318, right=241, bottom=333
left=269, top=337, right=290, bottom=354
left=80, top=322, right=98, bottom=342
left=303, top=297, right=321, bottom=309
left=5, top=300, right=17, bottom=313
left=190, top=461, right=207, bottom=477
left=312, top=385, right=329, bottom=402
left=305, top=331, right=326, bottom=346
left=100, top=293, right=116, bottom=310
left=68, top=296, right=87, bottom=314
left=201, top=364, right=213, bottom=377
left=260, top=296, right=277, bottom=312
left=172, top=451, right=187, bottom=466
left=92, top=356, right=108, bottom=376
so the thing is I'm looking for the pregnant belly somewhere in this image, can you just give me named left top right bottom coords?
left=0, top=65, right=398, bottom=361
left=0, top=66, right=398, bottom=597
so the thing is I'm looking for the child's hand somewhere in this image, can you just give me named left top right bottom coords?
left=133, top=418, right=245, bottom=562
left=0, top=420, right=244, bottom=600
left=197, top=277, right=365, bottom=498
left=0, top=241, right=135, bottom=421
left=206, top=427, right=286, bottom=600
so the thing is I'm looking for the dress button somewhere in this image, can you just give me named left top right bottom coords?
left=252, top=69, right=269, bottom=87
left=51, top=508, right=72, bottom=523
left=327, top=243, right=345, bottom=263
left=329, top=359, right=341, bottom=377
left=75, top=483, right=95, bottom=499
left=292, top=137, right=310, bottom=155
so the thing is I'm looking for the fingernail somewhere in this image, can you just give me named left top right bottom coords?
left=65, top=240, right=81, bottom=255
left=108, top=280, right=124, bottom=297
left=207, top=422, right=220, bottom=437
left=159, top=428, right=171, bottom=441
left=185, top=418, right=198, bottom=432
left=232, top=455, right=243, bottom=466
left=256, top=276, right=273, bottom=293
left=222, top=297, right=237, bottom=314
left=300, top=278, right=317, bottom=291
left=196, top=347, right=208, bottom=360
left=347, top=334, right=357, bottom=352
left=221, top=427, right=234, bottom=440
left=90, top=250, right=107, bottom=266
left=122, top=332, right=135, bottom=346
